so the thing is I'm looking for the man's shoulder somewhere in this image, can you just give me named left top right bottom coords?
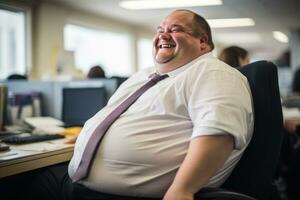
left=188, top=55, right=247, bottom=82
left=191, top=54, right=233, bottom=73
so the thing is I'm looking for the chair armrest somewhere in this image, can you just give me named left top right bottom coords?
left=197, top=188, right=257, bottom=200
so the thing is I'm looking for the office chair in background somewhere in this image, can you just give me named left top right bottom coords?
left=110, top=76, right=128, bottom=88
left=199, top=61, right=284, bottom=199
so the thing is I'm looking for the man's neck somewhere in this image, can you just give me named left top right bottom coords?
left=156, top=63, right=184, bottom=74
left=155, top=51, right=211, bottom=74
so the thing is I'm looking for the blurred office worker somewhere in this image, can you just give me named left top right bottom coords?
left=87, top=65, right=106, bottom=79
left=219, top=46, right=250, bottom=69
left=30, top=9, right=254, bottom=200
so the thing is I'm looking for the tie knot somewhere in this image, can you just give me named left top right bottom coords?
left=149, top=73, right=169, bottom=83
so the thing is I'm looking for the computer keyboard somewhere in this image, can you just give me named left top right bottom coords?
left=2, top=134, right=65, bottom=144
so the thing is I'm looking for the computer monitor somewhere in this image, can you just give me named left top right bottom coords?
left=53, top=79, right=117, bottom=120
left=62, top=87, right=107, bottom=126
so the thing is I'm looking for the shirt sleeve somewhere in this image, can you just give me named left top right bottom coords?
left=188, top=68, right=253, bottom=150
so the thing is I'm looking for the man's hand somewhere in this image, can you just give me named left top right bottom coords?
left=64, top=136, right=78, bottom=144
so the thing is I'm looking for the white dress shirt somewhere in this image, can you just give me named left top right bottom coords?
left=69, top=52, right=254, bottom=198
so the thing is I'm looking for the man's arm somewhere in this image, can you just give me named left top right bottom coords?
left=163, top=134, right=234, bottom=200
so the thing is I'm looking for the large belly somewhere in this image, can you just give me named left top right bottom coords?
left=85, top=114, right=192, bottom=197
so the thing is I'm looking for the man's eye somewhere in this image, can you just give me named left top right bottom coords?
left=171, top=28, right=181, bottom=32
left=157, top=29, right=164, bottom=33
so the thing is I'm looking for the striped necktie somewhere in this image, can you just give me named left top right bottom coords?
left=72, top=73, right=168, bottom=182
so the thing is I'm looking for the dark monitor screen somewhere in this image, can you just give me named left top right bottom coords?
left=62, top=87, right=107, bottom=126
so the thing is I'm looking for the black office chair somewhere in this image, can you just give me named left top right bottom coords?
left=199, top=61, right=284, bottom=199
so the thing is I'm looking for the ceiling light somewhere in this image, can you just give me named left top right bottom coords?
left=208, top=18, right=255, bottom=28
left=272, top=31, right=289, bottom=43
left=215, top=33, right=262, bottom=44
left=119, top=0, right=222, bottom=10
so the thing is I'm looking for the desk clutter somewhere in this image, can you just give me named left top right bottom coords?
left=0, top=117, right=81, bottom=146
left=0, top=143, right=9, bottom=151
left=0, top=80, right=115, bottom=146
left=0, top=80, right=113, bottom=153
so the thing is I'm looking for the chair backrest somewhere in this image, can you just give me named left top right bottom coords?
left=110, top=76, right=128, bottom=88
left=222, top=61, right=284, bottom=199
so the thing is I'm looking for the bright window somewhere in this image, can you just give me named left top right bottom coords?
left=138, top=38, right=153, bottom=70
left=0, top=8, right=26, bottom=79
left=64, top=24, right=133, bottom=77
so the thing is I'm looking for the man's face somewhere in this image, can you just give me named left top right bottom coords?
left=153, top=11, right=208, bottom=71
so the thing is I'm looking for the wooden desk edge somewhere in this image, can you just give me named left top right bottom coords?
left=0, top=146, right=74, bottom=178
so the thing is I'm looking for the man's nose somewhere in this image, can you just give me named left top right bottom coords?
left=158, top=32, right=171, bottom=40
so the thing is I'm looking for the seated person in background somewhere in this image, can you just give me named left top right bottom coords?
left=87, top=65, right=106, bottom=78
left=282, top=67, right=300, bottom=109
left=282, top=67, right=300, bottom=132
left=292, top=68, right=300, bottom=96
left=6, top=73, right=27, bottom=80
left=219, top=46, right=249, bottom=69
left=28, top=9, right=253, bottom=200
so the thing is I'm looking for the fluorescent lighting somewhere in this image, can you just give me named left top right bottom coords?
left=207, top=18, right=255, bottom=28
left=215, top=33, right=262, bottom=44
left=272, top=31, right=288, bottom=43
left=119, top=0, right=222, bottom=10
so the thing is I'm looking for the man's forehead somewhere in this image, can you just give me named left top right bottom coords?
left=159, top=11, right=193, bottom=27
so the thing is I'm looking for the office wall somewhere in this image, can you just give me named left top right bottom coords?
left=31, top=1, right=153, bottom=80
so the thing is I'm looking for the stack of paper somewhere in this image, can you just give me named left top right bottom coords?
left=24, top=116, right=65, bottom=134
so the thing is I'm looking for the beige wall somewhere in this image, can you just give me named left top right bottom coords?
left=6, top=0, right=153, bottom=79
left=33, top=2, right=65, bottom=79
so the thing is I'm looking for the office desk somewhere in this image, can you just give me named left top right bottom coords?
left=0, top=139, right=74, bottom=178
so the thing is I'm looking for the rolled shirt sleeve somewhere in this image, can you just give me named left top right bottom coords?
left=189, top=65, right=253, bottom=150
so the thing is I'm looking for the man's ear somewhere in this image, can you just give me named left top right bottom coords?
left=199, top=34, right=209, bottom=51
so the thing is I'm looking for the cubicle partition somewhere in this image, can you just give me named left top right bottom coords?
left=2, top=79, right=117, bottom=121
left=3, top=80, right=54, bottom=117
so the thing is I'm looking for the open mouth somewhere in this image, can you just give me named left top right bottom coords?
left=159, top=44, right=176, bottom=49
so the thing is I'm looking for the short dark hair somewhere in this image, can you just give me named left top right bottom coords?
left=87, top=65, right=106, bottom=79
left=175, top=9, right=215, bottom=50
left=7, top=74, right=27, bottom=80
left=219, top=46, right=248, bottom=68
